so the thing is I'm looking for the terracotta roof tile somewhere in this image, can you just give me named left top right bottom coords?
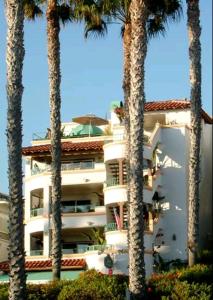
left=22, top=140, right=104, bottom=156
left=144, top=100, right=212, bottom=124
left=144, top=100, right=191, bottom=111
left=0, top=258, right=86, bottom=272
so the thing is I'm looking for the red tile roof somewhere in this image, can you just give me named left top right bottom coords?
left=22, top=100, right=212, bottom=157
left=0, top=258, right=86, bottom=272
left=22, top=141, right=104, bottom=156
left=144, top=100, right=191, bottom=111
left=144, top=100, right=212, bottom=124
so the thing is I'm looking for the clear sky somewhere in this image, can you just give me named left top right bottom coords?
left=0, top=1, right=212, bottom=193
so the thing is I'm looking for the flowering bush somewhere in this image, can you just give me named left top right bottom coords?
left=147, top=264, right=213, bottom=299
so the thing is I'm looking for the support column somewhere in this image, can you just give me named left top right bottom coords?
left=43, top=185, right=50, bottom=216
left=24, top=187, right=31, bottom=222
left=119, top=202, right=124, bottom=229
left=43, top=226, right=50, bottom=257
left=25, top=230, right=31, bottom=256
left=43, top=186, right=51, bottom=257
left=118, top=159, right=124, bottom=185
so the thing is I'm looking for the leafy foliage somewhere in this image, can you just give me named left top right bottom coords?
left=148, top=264, right=213, bottom=299
left=58, top=270, right=128, bottom=300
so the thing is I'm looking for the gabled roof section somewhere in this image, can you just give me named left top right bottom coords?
left=22, top=141, right=104, bottom=156
left=144, top=100, right=212, bottom=124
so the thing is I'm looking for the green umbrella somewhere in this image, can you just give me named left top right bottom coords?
left=72, top=114, right=108, bottom=137
left=72, top=124, right=103, bottom=136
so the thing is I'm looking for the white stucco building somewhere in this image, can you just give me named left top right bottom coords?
left=20, top=100, right=212, bottom=277
left=0, top=192, right=9, bottom=263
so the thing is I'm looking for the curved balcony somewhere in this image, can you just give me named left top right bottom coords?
left=104, top=139, right=154, bottom=162
left=25, top=166, right=105, bottom=190
left=104, top=222, right=153, bottom=250
left=61, top=209, right=106, bottom=229
left=25, top=218, right=46, bottom=234
left=104, top=184, right=127, bottom=205
left=104, top=141, right=126, bottom=162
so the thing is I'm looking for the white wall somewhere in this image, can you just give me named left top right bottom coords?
left=0, top=239, right=8, bottom=262
left=166, top=110, right=191, bottom=126
left=158, top=127, right=188, bottom=261
left=104, top=186, right=127, bottom=205
left=0, top=202, right=9, bottom=262
left=199, top=123, right=213, bottom=248
left=85, top=252, right=153, bottom=278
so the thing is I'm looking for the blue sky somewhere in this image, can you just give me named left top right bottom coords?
left=0, top=1, right=212, bottom=193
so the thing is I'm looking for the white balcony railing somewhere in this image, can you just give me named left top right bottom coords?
left=31, top=161, right=103, bottom=176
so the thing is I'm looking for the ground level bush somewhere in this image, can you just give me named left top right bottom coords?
left=1, top=265, right=212, bottom=299
left=147, top=264, right=213, bottom=300
left=58, top=270, right=128, bottom=300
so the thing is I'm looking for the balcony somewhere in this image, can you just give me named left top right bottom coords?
left=30, top=208, right=43, bottom=217
left=62, top=245, right=88, bottom=254
left=105, top=221, right=150, bottom=232
left=31, top=161, right=96, bottom=176
left=105, top=222, right=128, bottom=232
left=61, top=204, right=95, bottom=214
left=29, top=250, right=43, bottom=256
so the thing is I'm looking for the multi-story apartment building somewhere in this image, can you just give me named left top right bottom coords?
left=13, top=100, right=212, bottom=277
left=0, top=192, right=9, bottom=263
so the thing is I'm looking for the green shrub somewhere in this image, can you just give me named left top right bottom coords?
left=148, top=272, right=178, bottom=298
left=197, top=250, right=213, bottom=265
left=178, top=264, right=213, bottom=284
left=147, top=264, right=213, bottom=300
left=0, top=284, right=9, bottom=300
left=27, top=281, right=63, bottom=299
left=58, top=270, right=128, bottom=300
left=170, top=281, right=212, bottom=300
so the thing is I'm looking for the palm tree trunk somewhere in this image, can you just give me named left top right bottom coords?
left=128, top=0, right=148, bottom=299
left=6, top=0, right=26, bottom=299
left=46, top=0, right=62, bottom=280
left=123, top=22, right=131, bottom=245
left=187, top=0, right=202, bottom=267
left=123, top=22, right=131, bottom=132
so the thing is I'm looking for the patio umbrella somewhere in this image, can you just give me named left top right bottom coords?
left=72, top=114, right=108, bottom=136
left=72, top=124, right=103, bottom=136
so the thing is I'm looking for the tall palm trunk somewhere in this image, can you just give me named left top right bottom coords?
left=187, top=0, right=202, bottom=267
left=123, top=22, right=131, bottom=235
left=123, top=22, right=131, bottom=129
left=46, top=0, right=62, bottom=280
left=6, top=0, right=26, bottom=299
left=128, top=0, right=148, bottom=299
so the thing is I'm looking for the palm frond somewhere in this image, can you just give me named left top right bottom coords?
left=147, top=0, right=182, bottom=39
left=57, top=4, right=73, bottom=25
left=23, top=0, right=43, bottom=20
left=84, top=19, right=107, bottom=38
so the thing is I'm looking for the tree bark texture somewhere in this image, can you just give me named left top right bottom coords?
left=129, top=0, right=148, bottom=299
left=46, top=0, right=62, bottom=280
left=187, top=0, right=202, bottom=267
left=6, top=0, right=26, bottom=299
left=123, top=22, right=131, bottom=243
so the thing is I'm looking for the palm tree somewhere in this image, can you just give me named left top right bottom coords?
left=80, top=1, right=181, bottom=297
left=128, top=1, right=148, bottom=298
left=24, top=0, right=72, bottom=280
left=46, top=0, right=63, bottom=281
left=186, top=0, right=202, bottom=267
left=6, top=0, right=26, bottom=299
